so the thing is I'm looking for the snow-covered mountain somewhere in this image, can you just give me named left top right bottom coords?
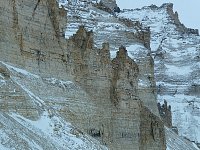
left=118, top=3, right=200, bottom=147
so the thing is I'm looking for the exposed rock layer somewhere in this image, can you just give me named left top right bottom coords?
left=0, top=0, right=169, bottom=149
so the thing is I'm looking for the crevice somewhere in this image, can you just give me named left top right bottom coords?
left=12, top=0, right=19, bottom=30
left=32, top=0, right=41, bottom=17
left=18, top=33, right=23, bottom=51
left=46, top=0, right=60, bottom=40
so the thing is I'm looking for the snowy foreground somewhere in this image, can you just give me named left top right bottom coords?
left=0, top=61, right=107, bottom=150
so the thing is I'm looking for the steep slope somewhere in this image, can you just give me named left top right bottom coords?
left=118, top=3, right=200, bottom=147
left=165, top=127, right=199, bottom=150
left=0, top=61, right=107, bottom=150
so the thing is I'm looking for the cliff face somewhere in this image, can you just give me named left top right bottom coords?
left=0, top=0, right=69, bottom=78
left=0, top=0, right=167, bottom=149
left=66, top=26, right=165, bottom=149
left=119, top=3, right=200, bottom=148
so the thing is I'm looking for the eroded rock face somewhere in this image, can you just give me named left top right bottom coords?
left=0, top=0, right=69, bottom=79
left=119, top=3, right=200, bottom=146
left=58, top=26, right=166, bottom=149
left=158, top=100, right=172, bottom=128
left=111, top=46, right=139, bottom=106
left=0, top=0, right=166, bottom=150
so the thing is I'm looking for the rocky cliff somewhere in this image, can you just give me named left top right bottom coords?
left=118, top=3, right=200, bottom=148
left=0, top=0, right=166, bottom=149
left=0, top=0, right=199, bottom=150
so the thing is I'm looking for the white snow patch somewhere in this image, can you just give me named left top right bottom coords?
left=95, top=22, right=127, bottom=31
left=44, top=77, right=73, bottom=85
left=0, top=142, right=10, bottom=150
left=126, top=44, right=149, bottom=59
left=138, top=79, right=149, bottom=87
left=168, top=38, right=181, bottom=48
left=10, top=112, right=107, bottom=150
left=0, top=74, right=4, bottom=79
left=1, top=62, right=39, bottom=79
left=110, top=44, right=148, bottom=60
left=110, top=51, right=117, bottom=59
left=165, top=64, right=192, bottom=76
left=13, top=79, right=44, bottom=106
left=0, top=79, right=6, bottom=86
left=65, top=23, right=80, bottom=39
left=59, top=0, right=68, bottom=7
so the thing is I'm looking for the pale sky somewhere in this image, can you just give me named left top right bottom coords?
left=116, top=0, right=200, bottom=31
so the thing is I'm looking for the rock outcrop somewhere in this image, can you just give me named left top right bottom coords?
left=1, top=0, right=198, bottom=150
left=67, top=27, right=165, bottom=149
left=158, top=100, right=172, bottom=128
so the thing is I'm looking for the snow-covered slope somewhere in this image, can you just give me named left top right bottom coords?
left=59, top=0, right=146, bottom=51
left=118, top=3, right=200, bottom=146
left=0, top=61, right=107, bottom=150
left=165, top=127, right=199, bottom=150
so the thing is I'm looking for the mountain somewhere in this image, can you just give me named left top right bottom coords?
left=118, top=3, right=200, bottom=147
left=0, top=0, right=199, bottom=149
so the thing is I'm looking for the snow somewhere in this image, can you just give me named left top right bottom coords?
left=119, top=4, right=200, bottom=146
left=95, top=22, right=127, bottom=31
left=166, top=147, right=170, bottom=150
left=126, top=44, right=149, bottom=58
left=0, top=143, right=10, bottom=150
left=0, top=61, right=107, bottom=149
left=165, top=64, right=192, bottom=76
left=1, top=1, right=199, bottom=149
left=13, top=79, right=44, bottom=106
left=165, top=126, right=199, bottom=150
left=9, top=111, right=107, bottom=150
left=158, top=94, right=200, bottom=144
left=0, top=79, right=6, bottom=86
left=0, top=74, right=4, bottom=79
left=110, top=50, right=117, bottom=59
left=1, top=62, right=39, bottom=79
left=138, top=79, right=149, bottom=87
left=58, top=0, right=68, bottom=7
left=109, top=43, right=149, bottom=60
left=167, top=38, right=181, bottom=48
left=118, top=6, right=177, bottom=53
left=193, top=143, right=200, bottom=150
